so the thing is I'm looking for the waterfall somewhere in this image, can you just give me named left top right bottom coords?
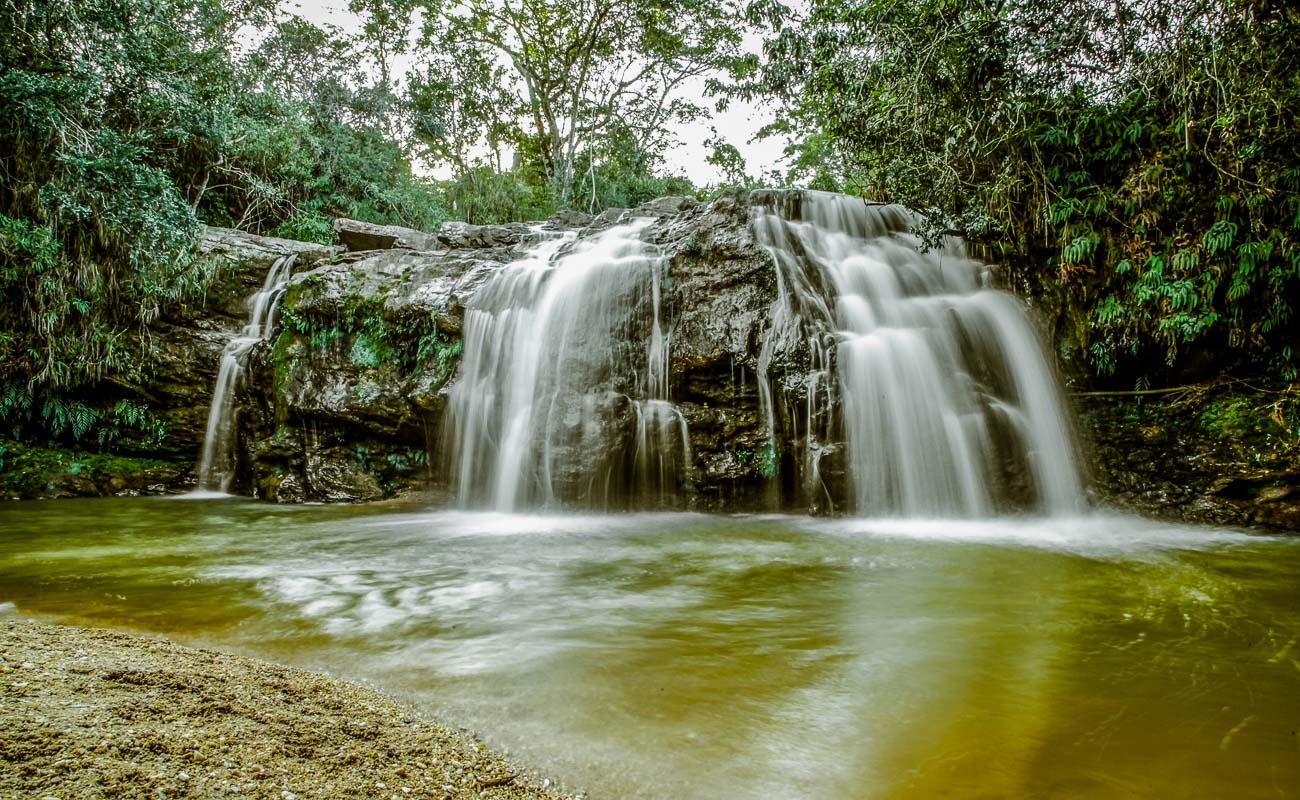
left=753, top=191, right=1084, bottom=516
left=196, top=254, right=296, bottom=493
left=447, top=220, right=690, bottom=510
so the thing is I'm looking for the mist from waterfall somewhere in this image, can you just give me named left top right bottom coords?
left=446, top=220, right=690, bottom=510
left=753, top=191, right=1084, bottom=516
left=196, top=254, right=296, bottom=493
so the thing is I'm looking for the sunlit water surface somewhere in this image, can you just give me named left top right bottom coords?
left=1, top=498, right=1297, bottom=799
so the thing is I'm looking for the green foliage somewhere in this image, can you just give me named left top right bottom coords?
left=436, top=134, right=705, bottom=223
left=100, top=400, right=168, bottom=448
left=0, top=0, right=246, bottom=398
left=755, top=442, right=777, bottom=480
left=704, top=129, right=760, bottom=191
left=574, top=132, right=705, bottom=212
left=734, top=444, right=777, bottom=479
left=410, top=0, right=747, bottom=219
left=279, top=285, right=464, bottom=388
left=743, top=0, right=1300, bottom=383
left=0, top=0, right=442, bottom=446
left=271, top=209, right=335, bottom=245
left=42, top=396, right=99, bottom=442
left=1200, top=395, right=1259, bottom=439
left=1194, top=387, right=1300, bottom=467
left=0, top=436, right=175, bottom=497
left=416, top=332, right=464, bottom=371
left=206, top=16, right=445, bottom=235
left=349, top=335, right=382, bottom=368
left=441, top=167, right=554, bottom=225
left=0, top=378, right=168, bottom=448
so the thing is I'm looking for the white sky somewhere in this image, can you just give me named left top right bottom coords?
left=279, top=0, right=791, bottom=184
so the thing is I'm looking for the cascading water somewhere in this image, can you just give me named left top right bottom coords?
left=447, top=220, right=690, bottom=510
left=196, top=254, right=296, bottom=493
left=752, top=191, right=1084, bottom=516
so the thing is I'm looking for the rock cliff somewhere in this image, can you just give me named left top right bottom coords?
left=232, top=192, right=803, bottom=507
left=6, top=191, right=1296, bottom=530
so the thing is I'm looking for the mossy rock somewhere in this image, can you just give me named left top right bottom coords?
left=0, top=439, right=189, bottom=499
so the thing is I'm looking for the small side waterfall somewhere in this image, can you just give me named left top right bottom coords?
left=196, top=254, right=296, bottom=493
left=753, top=191, right=1084, bottom=516
left=447, top=220, right=690, bottom=510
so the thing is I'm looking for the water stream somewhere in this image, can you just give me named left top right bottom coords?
left=196, top=254, right=296, bottom=492
left=753, top=192, right=1083, bottom=515
left=2, top=500, right=1296, bottom=799
left=45, top=197, right=1292, bottom=798
left=446, top=220, right=689, bottom=510
left=446, top=191, right=1082, bottom=515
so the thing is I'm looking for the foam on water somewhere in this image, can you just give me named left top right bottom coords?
left=804, top=512, right=1262, bottom=554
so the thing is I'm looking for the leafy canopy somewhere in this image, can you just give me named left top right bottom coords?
left=740, top=0, right=1300, bottom=383
left=0, top=0, right=441, bottom=444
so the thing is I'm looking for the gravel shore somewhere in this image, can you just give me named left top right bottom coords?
left=0, top=620, right=578, bottom=800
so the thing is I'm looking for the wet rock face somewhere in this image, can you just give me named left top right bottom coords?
left=104, top=230, right=338, bottom=468
left=228, top=192, right=801, bottom=506
left=435, top=220, right=533, bottom=250
left=233, top=252, right=485, bottom=503
left=1081, top=392, right=1300, bottom=530
left=99, top=194, right=1294, bottom=528
left=0, top=228, right=339, bottom=500
left=234, top=216, right=598, bottom=503
left=654, top=192, right=804, bottom=507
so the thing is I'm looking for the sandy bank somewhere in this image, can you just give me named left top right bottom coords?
left=0, top=620, right=578, bottom=800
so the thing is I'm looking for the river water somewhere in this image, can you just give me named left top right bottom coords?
left=2, top=498, right=1297, bottom=798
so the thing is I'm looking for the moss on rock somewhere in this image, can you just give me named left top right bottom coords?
left=0, top=438, right=187, bottom=499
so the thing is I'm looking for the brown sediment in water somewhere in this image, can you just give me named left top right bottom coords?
left=0, top=619, right=578, bottom=800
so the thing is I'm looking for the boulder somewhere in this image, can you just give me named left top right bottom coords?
left=436, top=220, right=532, bottom=250
left=332, top=218, right=439, bottom=252
left=1080, top=388, right=1300, bottom=530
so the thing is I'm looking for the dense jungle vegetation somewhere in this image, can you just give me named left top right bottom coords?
left=0, top=0, right=1296, bottom=451
left=740, top=0, right=1300, bottom=388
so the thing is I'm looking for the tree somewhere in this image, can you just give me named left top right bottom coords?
left=0, top=0, right=251, bottom=391
left=0, top=0, right=441, bottom=445
left=739, top=0, right=1300, bottom=383
left=704, top=128, right=756, bottom=189
left=225, top=14, right=444, bottom=240
left=416, top=0, right=748, bottom=208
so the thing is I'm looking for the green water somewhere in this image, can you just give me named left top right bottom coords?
left=1, top=498, right=1297, bottom=799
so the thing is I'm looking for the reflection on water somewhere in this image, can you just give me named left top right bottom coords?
left=1, top=498, right=1297, bottom=799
